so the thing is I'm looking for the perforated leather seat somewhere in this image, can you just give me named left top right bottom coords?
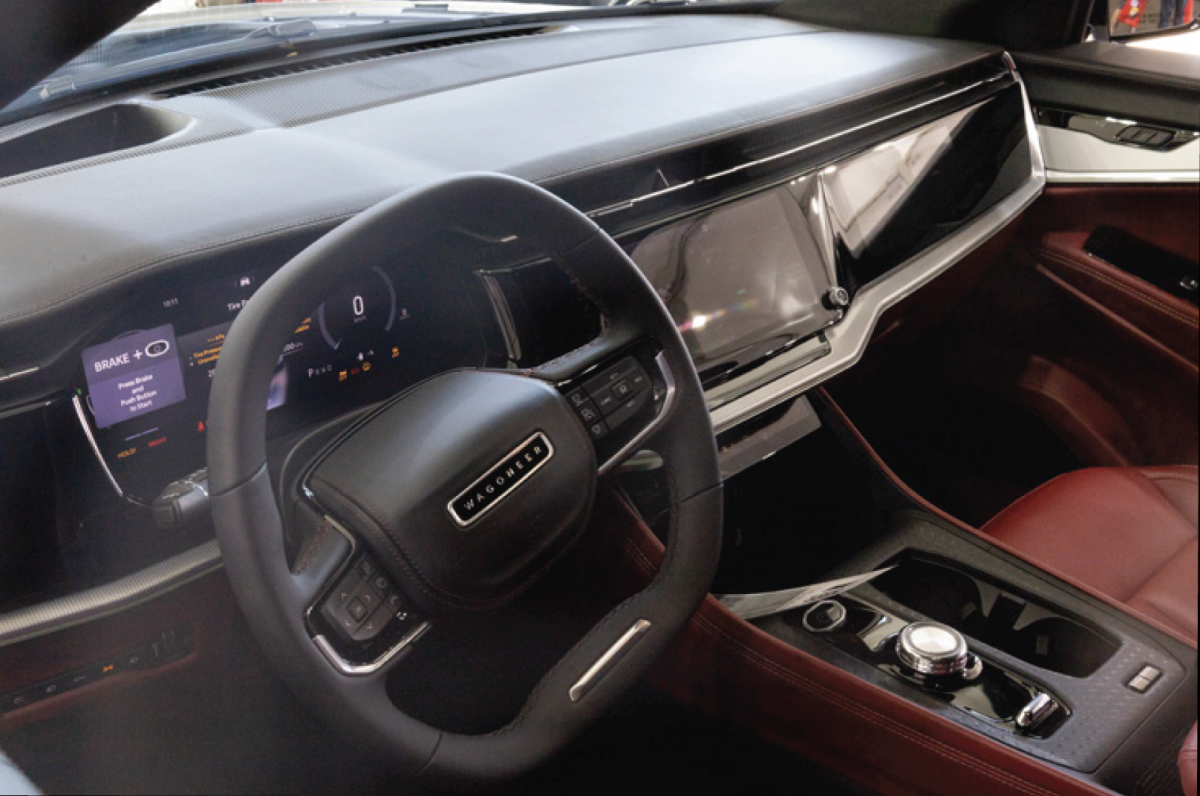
left=983, top=466, right=1198, bottom=644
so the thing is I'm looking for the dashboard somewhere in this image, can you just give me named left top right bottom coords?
left=0, top=13, right=1042, bottom=626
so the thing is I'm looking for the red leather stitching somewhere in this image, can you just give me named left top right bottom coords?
left=1039, top=248, right=1199, bottom=329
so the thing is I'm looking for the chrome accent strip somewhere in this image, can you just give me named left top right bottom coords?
left=0, top=366, right=39, bottom=384
left=1038, top=124, right=1200, bottom=183
left=72, top=392, right=128, bottom=500
left=569, top=619, right=651, bottom=703
left=596, top=351, right=676, bottom=476
left=313, top=621, right=431, bottom=677
left=0, top=540, right=223, bottom=648
left=587, top=74, right=1009, bottom=218
left=1036, top=108, right=1199, bottom=151
left=446, top=431, right=555, bottom=527
left=1046, top=169, right=1200, bottom=184
left=707, top=76, right=1046, bottom=435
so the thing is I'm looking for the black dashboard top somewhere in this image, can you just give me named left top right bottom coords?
left=0, top=14, right=1001, bottom=373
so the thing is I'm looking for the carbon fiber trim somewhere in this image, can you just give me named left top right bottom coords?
left=0, top=540, right=222, bottom=648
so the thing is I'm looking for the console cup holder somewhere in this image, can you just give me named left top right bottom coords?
left=869, top=555, right=1119, bottom=678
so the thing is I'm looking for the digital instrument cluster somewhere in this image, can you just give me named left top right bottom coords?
left=79, top=263, right=469, bottom=501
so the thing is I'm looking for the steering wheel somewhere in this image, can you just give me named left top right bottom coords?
left=206, top=173, right=722, bottom=785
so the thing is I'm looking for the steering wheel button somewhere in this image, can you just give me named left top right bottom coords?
left=354, top=585, right=381, bottom=613
left=355, top=558, right=375, bottom=581
left=565, top=388, right=589, bottom=408
left=333, top=571, right=364, bottom=605
left=352, top=604, right=394, bottom=643
left=371, top=575, right=391, bottom=595
left=576, top=400, right=602, bottom=424
left=592, top=389, right=619, bottom=415
left=588, top=420, right=609, bottom=440
left=612, top=379, right=633, bottom=399
left=347, top=599, right=369, bottom=622
left=605, top=388, right=649, bottom=430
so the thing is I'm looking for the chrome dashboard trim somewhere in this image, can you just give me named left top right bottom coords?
left=1046, top=168, right=1200, bottom=185
left=0, top=366, right=39, bottom=384
left=0, top=540, right=223, bottom=648
left=707, top=76, right=1046, bottom=434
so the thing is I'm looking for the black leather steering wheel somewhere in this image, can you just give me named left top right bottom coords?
left=206, top=173, right=722, bottom=785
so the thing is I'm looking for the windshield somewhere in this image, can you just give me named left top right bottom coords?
left=11, top=0, right=725, bottom=118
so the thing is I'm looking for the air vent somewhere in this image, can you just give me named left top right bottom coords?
left=158, top=25, right=552, bottom=98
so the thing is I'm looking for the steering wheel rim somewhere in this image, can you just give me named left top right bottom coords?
left=206, top=173, right=722, bottom=784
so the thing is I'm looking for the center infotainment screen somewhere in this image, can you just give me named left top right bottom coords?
left=627, top=181, right=840, bottom=384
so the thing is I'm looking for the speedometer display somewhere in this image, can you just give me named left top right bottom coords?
left=318, top=267, right=400, bottom=352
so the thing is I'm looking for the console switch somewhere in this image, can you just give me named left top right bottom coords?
left=1127, top=665, right=1163, bottom=693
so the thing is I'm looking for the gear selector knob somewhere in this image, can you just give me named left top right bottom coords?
left=896, top=621, right=983, bottom=680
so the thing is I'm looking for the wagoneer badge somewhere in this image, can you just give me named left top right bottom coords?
left=448, top=432, right=554, bottom=527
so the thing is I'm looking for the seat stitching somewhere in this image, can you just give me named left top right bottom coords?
left=1039, top=248, right=1200, bottom=328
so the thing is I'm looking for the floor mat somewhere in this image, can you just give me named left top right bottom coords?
left=530, top=689, right=874, bottom=796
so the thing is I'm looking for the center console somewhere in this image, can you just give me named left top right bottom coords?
left=699, top=398, right=1198, bottom=796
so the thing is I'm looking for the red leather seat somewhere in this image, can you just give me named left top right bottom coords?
left=983, top=466, right=1198, bottom=644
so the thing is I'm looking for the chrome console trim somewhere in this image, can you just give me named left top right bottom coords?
left=0, top=540, right=223, bottom=648
left=707, top=76, right=1046, bottom=434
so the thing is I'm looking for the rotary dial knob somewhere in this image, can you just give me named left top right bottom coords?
left=896, top=621, right=983, bottom=680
